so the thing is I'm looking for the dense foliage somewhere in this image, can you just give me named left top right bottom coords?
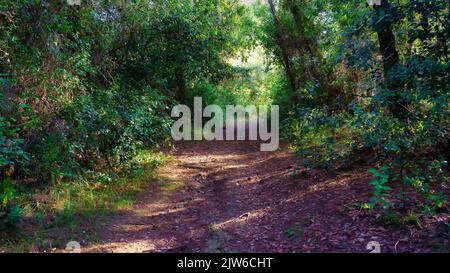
left=0, top=0, right=448, bottom=250
left=254, top=0, right=449, bottom=214
left=0, top=0, right=252, bottom=226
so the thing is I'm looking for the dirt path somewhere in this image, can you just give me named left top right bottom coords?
left=86, top=140, right=449, bottom=253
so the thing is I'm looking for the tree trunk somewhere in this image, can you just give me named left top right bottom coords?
left=374, top=0, right=400, bottom=75
left=373, top=0, right=405, bottom=118
left=287, top=0, right=323, bottom=82
left=268, top=0, right=298, bottom=99
left=287, top=0, right=313, bottom=55
left=175, top=69, right=186, bottom=103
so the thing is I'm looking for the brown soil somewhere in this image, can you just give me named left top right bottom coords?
left=85, top=140, right=449, bottom=253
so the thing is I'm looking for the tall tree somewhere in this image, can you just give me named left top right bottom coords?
left=268, top=0, right=298, bottom=100
left=286, top=0, right=314, bottom=55
left=373, top=0, right=400, bottom=75
left=372, top=0, right=405, bottom=118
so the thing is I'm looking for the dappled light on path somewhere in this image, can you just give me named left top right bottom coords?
left=85, top=140, right=447, bottom=253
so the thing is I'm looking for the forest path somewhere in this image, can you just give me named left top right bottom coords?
left=85, top=140, right=426, bottom=253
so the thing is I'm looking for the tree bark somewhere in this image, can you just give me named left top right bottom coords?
left=175, top=69, right=186, bottom=103
left=373, top=0, right=405, bottom=118
left=287, top=0, right=323, bottom=83
left=374, top=0, right=400, bottom=75
left=268, top=0, right=298, bottom=99
left=287, top=0, right=314, bottom=55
